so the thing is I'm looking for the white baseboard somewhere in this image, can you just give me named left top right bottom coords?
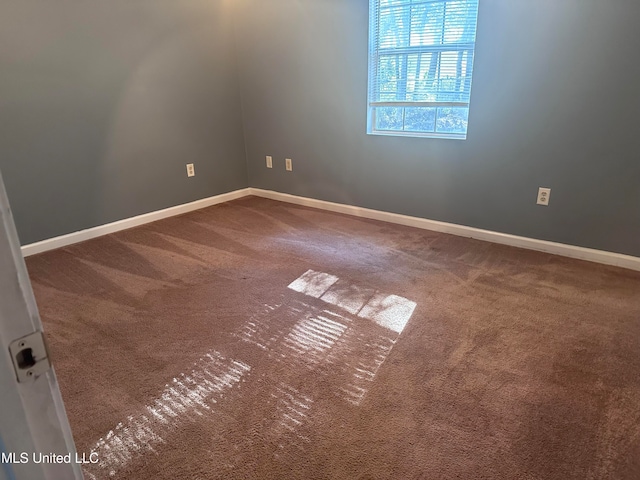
left=21, top=185, right=640, bottom=272
left=21, top=188, right=251, bottom=257
left=249, top=188, right=640, bottom=272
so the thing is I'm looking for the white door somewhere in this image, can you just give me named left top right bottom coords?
left=0, top=171, right=82, bottom=480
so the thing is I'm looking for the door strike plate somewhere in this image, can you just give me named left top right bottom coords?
left=9, top=331, right=51, bottom=383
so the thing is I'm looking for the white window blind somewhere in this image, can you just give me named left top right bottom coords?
left=368, top=0, right=480, bottom=139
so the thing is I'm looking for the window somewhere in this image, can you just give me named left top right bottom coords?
left=367, top=0, right=480, bottom=139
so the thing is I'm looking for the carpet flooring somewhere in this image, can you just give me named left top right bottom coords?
left=26, top=196, right=640, bottom=479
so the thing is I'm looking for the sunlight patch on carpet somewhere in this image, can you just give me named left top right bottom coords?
left=233, top=270, right=418, bottom=410
left=284, top=270, right=418, bottom=404
left=338, top=335, right=397, bottom=406
left=288, top=270, right=416, bottom=335
left=320, top=280, right=375, bottom=315
left=237, top=299, right=286, bottom=351
left=358, top=293, right=416, bottom=334
left=271, top=383, right=313, bottom=455
left=288, top=270, right=339, bottom=298
left=84, top=351, right=250, bottom=480
left=284, top=314, right=348, bottom=363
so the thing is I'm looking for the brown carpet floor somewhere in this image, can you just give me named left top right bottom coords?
left=26, top=196, right=640, bottom=479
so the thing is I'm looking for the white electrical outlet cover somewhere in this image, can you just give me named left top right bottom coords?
left=285, top=158, right=292, bottom=171
left=266, top=156, right=273, bottom=168
left=537, top=187, right=551, bottom=205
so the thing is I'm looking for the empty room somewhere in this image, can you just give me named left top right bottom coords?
left=1, top=0, right=639, bottom=479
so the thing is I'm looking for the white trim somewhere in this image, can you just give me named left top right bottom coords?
left=21, top=189, right=251, bottom=257
left=249, top=188, right=640, bottom=272
left=20, top=185, right=640, bottom=272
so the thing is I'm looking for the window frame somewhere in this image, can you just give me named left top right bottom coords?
left=367, top=0, right=480, bottom=140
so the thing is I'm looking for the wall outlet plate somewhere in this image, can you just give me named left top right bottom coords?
left=186, top=163, right=195, bottom=177
left=266, top=156, right=273, bottom=168
left=537, top=187, right=551, bottom=206
left=285, top=158, right=292, bottom=171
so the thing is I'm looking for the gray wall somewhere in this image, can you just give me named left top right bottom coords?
left=0, top=0, right=247, bottom=245
left=235, top=0, right=640, bottom=257
left=2, top=0, right=639, bottom=257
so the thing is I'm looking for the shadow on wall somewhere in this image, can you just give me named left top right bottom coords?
left=99, top=21, right=243, bottom=221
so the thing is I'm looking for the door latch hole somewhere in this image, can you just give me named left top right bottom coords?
left=16, top=348, right=36, bottom=369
